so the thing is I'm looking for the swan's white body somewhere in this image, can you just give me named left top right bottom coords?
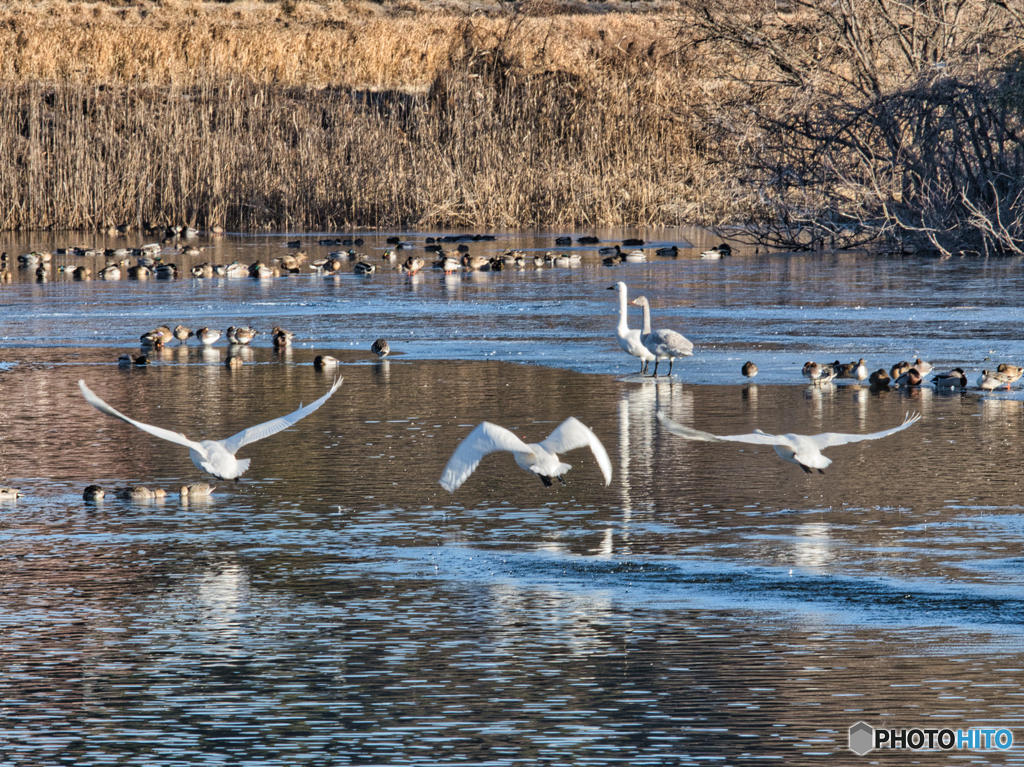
left=79, top=377, right=343, bottom=480
left=657, top=410, right=920, bottom=474
left=609, top=282, right=655, bottom=374
left=439, top=418, right=613, bottom=492
left=630, top=295, right=694, bottom=377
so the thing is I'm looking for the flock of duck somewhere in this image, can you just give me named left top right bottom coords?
left=788, top=357, right=1022, bottom=392
left=80, top=483, right=216, bottom=502
left=143, top=323, right=265, bottom=348
left=1, top=234, right=730, bottom=284
left=121, top=323, right=390, bottom=371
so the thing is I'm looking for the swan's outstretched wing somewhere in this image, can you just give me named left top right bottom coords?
left=806, top=412, right=921, bottom=449
left=221, top=377, right=343, bottom=453
left=439, top=422, right=533, bottom=493
left=658, top=410, right=922, bottom=450
left=656, top=411, right=784, bottom=445
left=79, top=379, right=205, bottom=452
left=538, top=417, right=613, bottom=485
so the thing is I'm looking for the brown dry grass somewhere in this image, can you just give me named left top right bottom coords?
left=0, top=1, right=724, bottom=231
left=8, top=0, right=1018, bottom=246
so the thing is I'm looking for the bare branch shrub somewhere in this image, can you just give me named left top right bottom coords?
left=689, top=0, right=1024, bottom=254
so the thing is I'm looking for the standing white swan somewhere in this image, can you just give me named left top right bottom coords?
left=79, top=377, right=343, bottom=480
left=657, top=410, right=920, bottom=473
left=608, top=282, right=656, bottom=374
left=629, top=295, right=694, bottom=377
left=439, top=417, right=613, bottom=491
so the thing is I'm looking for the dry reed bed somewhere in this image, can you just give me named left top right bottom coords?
left=7, top=0, right=1021, bottom=252
left=0, top=2, right=689, bottom=90
left=0, top=2, right=720, bottom=231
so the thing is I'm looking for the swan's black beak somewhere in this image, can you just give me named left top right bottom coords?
left=606, top=285, right=615, bottom=290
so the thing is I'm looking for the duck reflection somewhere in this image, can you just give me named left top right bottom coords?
left=373, top=359, right=391, bottom=384
left=181, top=492, right=215, bottom=509
left=741, top=382, right=758, bottom=408
left=442, top=272, right=461, bottom=295
left=897, top=384, right=933, bottom=407
left=143, top=344, right=175, bottom=363
left=980, top=396, right=1021, bottom=422
left=803, top=380, right=837, bottom=415
left=849, top=384, right=869, bottom=427
left=225, top=345, right=254, bottom=367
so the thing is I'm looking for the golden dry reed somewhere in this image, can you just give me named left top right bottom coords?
left=0, top=1, right=718, bottom=232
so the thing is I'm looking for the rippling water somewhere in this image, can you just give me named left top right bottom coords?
left=2, top=229, right=1024, bottom=764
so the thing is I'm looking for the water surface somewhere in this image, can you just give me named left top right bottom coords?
left=1, top=229, right=1023, bottom=764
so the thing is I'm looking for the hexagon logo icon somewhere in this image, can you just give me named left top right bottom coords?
left=849, top=721, right=874, bottom=755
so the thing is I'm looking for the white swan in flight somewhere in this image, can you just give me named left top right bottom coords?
left=79, top=377, right=343, bottom=480
left=439, top=417, right=613, bottom=491
left=656, top=410, right=920, bottom=473
left=608, top=282, right=655, bottom=374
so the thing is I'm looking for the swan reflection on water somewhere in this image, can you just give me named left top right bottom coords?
left=792, top=521, right=834, bottom=571
left=193, top=562, right=252, bottom=645
left=617, top=382, right=689, bottom=478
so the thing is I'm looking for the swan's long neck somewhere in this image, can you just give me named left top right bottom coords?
left=639, top=299, right=652, bottom=335
left=616, top=286, right=630, bottom=333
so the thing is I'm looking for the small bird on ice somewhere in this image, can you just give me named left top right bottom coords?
left=79, top=377, right=342, bottom=480
left=656, top=410, right=921, bottom=474
left=439, top=417, right=612, bottom=491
